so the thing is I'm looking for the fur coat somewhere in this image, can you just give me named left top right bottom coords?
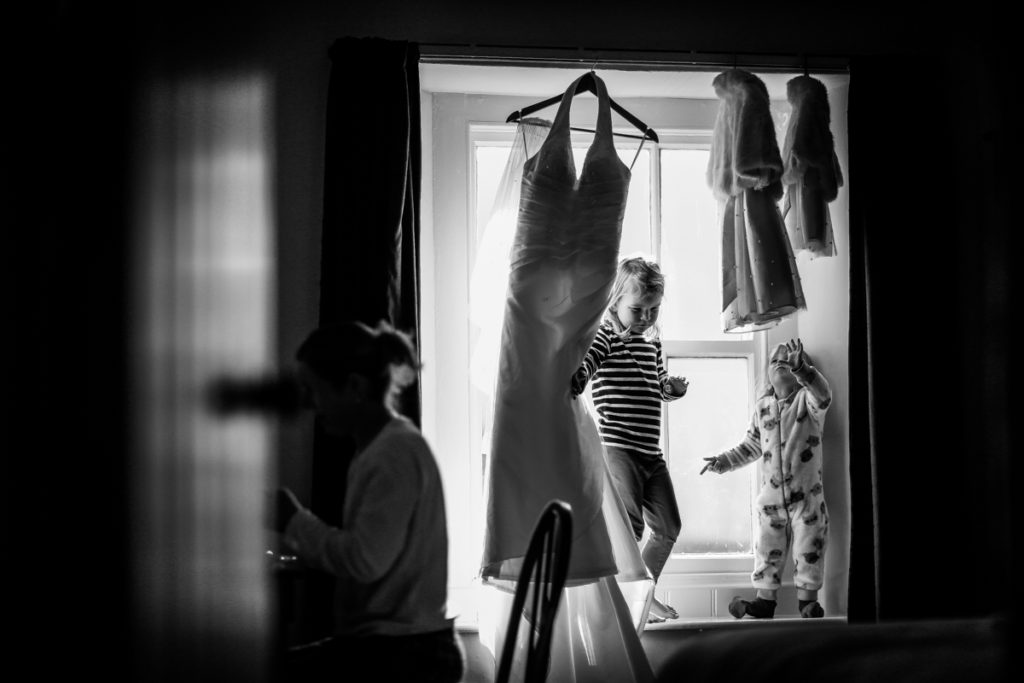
left=781, top=75, right=844, bottom=258
left=707, top=69, right=805, bottom=333
left=706, top=69, right=785, bottom=202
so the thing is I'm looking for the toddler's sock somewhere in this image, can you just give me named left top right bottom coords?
left=799, top=600, right=824, bottom=618
left=728, top=596, right=776, bottom=619
left=745, top=597, right=777, bottom=618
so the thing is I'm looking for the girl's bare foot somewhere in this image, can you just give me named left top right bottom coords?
left=649, top=596, right=678, bottom=620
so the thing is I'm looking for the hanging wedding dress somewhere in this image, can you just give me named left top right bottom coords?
left=470, top=118, right=551, bottom=400
left=477, top=73, right=655, bottom=683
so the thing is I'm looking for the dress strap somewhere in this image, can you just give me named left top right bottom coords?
left=589, top=72, right=615, bottom=152
left=629, top=133, right=649, bottom=171
left=547, top=73, right=587, bottom=138
left=537, top=72, right=618, bottom=164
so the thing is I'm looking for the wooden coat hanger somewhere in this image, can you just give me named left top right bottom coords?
left=506, top=71, right=659, bottom=143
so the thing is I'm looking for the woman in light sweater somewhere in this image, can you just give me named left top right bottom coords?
left=273, top=320, right=463, bottom=682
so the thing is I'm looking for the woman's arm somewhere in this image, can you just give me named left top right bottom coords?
left=284, top=439, right=421, bottom=583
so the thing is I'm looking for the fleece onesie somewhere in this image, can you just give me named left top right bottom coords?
left=716, top=363, right=831, bottom=594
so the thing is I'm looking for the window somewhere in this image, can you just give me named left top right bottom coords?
left=420, top=64, right=850, bottom=624
left=472, top=132, right=761, bottom=552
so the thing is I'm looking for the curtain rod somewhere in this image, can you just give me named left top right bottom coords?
left=419, top=43, right=850, bottom=74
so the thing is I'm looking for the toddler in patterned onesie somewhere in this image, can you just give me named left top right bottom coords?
left=700, top=338, right=831, bottom=619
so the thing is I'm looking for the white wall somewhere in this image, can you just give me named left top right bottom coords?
left=765, top=82, right=851, bottom=615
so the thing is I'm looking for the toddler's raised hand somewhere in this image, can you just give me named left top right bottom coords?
left=784, top=338, right=807, bottom=370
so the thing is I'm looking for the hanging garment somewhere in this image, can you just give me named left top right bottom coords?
left=478, top=73, right=655, bottom=683
left=470, top=118, right=552, bottom=401
left=780, top=75, right=844, bottom=259
left=708, top=69, right=806, bottom=333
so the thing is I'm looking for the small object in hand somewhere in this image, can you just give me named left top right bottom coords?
left=274, top=488, right=302, bottom=533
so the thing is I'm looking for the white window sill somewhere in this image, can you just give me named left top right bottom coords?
left=642, top=615, right=847, bottom=631
left=457, top=615, right=847, bottom=634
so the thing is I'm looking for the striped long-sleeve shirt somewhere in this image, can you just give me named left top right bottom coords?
left=574, top=321, right=681, bottom=455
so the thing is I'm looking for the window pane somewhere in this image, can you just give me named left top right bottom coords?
left=665, top=357, right=754, bottom=554
left=476, top=146, right=512, bottom=238
left=659, top=148, right=750, bottom=341
left=618, top=148, right=651, bottom=258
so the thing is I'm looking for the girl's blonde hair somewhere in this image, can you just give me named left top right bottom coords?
left=606, top=255, right=665, bottom=339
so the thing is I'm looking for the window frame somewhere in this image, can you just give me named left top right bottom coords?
left=424, top=92, right=773, bottom=625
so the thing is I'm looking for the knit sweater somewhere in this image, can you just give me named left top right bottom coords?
left=284, top=416, right=453, bottom=636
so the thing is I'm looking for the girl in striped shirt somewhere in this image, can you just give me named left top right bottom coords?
left=571, top=256, right=689, bottom=622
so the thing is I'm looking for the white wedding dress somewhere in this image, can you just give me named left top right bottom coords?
left=477, top=73, right=655, bottom=683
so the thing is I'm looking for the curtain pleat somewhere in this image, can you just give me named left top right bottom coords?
left=845, top=66, right=879, bottom=619
left=304, top=36, right=421, bottom=637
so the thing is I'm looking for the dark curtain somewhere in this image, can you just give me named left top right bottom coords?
left=303, top=36, right=422, bottom=638
left=845, top=62, right=879, bottom=623
left=318, top=35, right=422, bottom=417
left=846, top=54, right=1012, bottom=624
